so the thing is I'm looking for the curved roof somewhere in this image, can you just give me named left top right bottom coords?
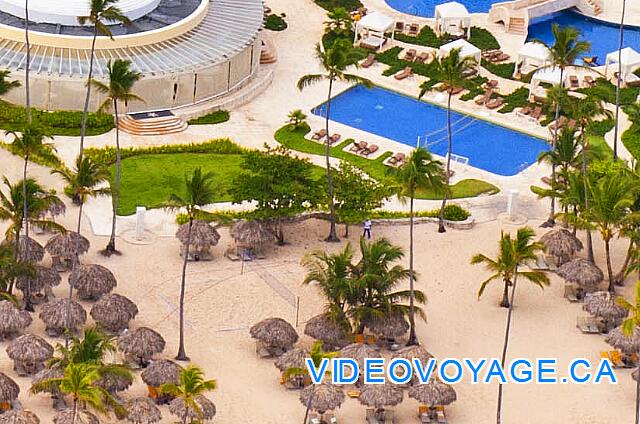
left=0, top=0, right=264, bottom=78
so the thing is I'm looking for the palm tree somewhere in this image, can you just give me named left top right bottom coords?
left=160, top=365, right=216, bottom=424
left=287, top=109, right=308, bottom=130
left=90, top=59, right=142, bottom=256
left=583, top=171, right=638, bottom=292
left=617, top=281, right=640, bottom=424
left=391, top=147, right=445, bottom=345
left=297, top=39, right=372, bottom=242
left=163, top=168, right=217, bottom=361
left=420, top=48, right=476, bottom=233
left=324, top=7, right=352, bottom=36
left=613, top=0, right=628, bottom=161
left=0, top=243, right=33, bottom=295
left=9, top=121, right=53, bottom=310
left=535, top=24, right=590, bottom=227
left=0, top=70, right=20, bottom=97
left=473, top=228, right=549, bottom=424
left=76, top=0, right=130, bottom=159
left=283, top=341, right=337, bottom=424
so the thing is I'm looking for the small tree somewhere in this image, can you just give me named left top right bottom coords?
left=287, top=109, right=308, bottom=130
left=617, top=281, right=640, bottom=424
left=0, top=70, right=20, bottom=97
left=333, top=161, right=389, bottom=237
left=324, top=7, right=352, bottom=36
left=160, top=365, right=216, bottom=424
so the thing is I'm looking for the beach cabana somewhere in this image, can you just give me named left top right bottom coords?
left=539, top=229, right=583, bottom=266
left=583, top=291, right=628, bottom=332
left=605, top=47, right=640, bottom=82
left=141, top=359, right=182, bottom=403
left=169, top=396, right=215, bottom=423
left=353, top=12, right=394, bottom=50
left=438, top=39, right=480, bottom=69
left=16, top=266, right=61, bottom=302
left=69, top=264, right=117, bottom=301
left=6, top=334, right=53, bottom=376
left=514, top=42, right=552, bottom=77
left=39, top=298, right=86, bottom=337
left=0, top=373, right=19, bottom=412
left=90, top=293, right=139, bottom=334
left=125, top=398, right=162, bottom=424
left=529, top=67, right=566, bottom=101
left=250, top=317, right=298, bottom=357
left=409, top=378, right=457, bottom=421
left=176, top=220, right=220, bottom=261
left=45, top=232, right=90, bottom=271
left=0, top=300, right=32, bottom=340
left=304, top=313, right=350, bottom=349
left=0, top=410, right=40, bottom=424
left=435, top=2, right=471, bottom=38
left=359, top=382, right=403, bottom=421
left=53, top=409, right=99, bottom=424
left=117, top=327, right=166, bottom=367
left=557, top=258, right=603, bottom=294
left=299, top=383, right=344, bottom=415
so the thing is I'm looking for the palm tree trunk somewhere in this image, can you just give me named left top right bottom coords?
left=496, top=267, right=520, bottom=424
left=324, top=77, right=339, bottom=242
left=303, top=383, right=316, bottom=424
left=500, top=279, right=510, bottom=308
left=613, top=238, right=634, bottom=285
left=543, top=68, right=564, bottom=228
left=71, top=398, right=78, bottom=424
left=24, top=0, right=31, bottom=123
left=635, top=363, right=640, bottom=424
left=580, top=129, right=595, bottom=262
left=344, top=223, right=349, bottom=238
left=176, top=217, right=192, bottom=361
left=605, top=237, right=615, bottom=293
left=105, top=99, right=120, bottom=255
left=613, top=0, right=626, bottom=161
left=407, top=194, right=417, bottom=346
left=65, top=201, right=83, bottom=347
left=79, top=27, right=98, bottom=160
left=22, top=156, right=34, bottom=311
left=438, top=92, right=453, bottom=233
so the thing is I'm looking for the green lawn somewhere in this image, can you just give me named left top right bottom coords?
left=275, top=125, right=500, bottom=200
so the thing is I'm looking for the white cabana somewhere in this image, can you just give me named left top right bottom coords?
left=528, top=67, right=566, bottom=101
left=605, top=47, right=640, bottom=81
left=353, top=12, right=395, bottom=50
left=514, top=42, right=552, bottom=77
left=438, top=39, right=480, bottom=69
left=435, top=2, right=471, bottom=38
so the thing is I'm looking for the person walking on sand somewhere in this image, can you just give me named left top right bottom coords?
left=363, top=219, right=372, bottom=239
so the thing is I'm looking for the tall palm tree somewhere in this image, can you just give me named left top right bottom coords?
left=0, top=243, right=33, bottom=295
left=90, top=59, right=142, bottom=256
left=613, top=0, right=627, bottom=161
left=23, top=0, right=31, bottom=122
left=420, top=47, right=476, bottom=233
left=297, top=39, right=372, bottom=242
left=9, top=121, right=53, bottom=310
left=617, top=281, right=640, bottom=424
left=583, top=171, right=638, bottom=292
left=391, top=147, right=445, bottom=345
left=535, top=25, right=590, bottom=227
left=473, top=228, right=549, bottom=424
left=324, top=7, right=352, bottom=36
left=160, top=365, right=216, bottom=424
left=163, top=168, right=217, bottom=361
left=0, top=70, right=21, bottom=97
left=76, top=0, right=130, bottom=159
left=52, top=156, right=110, bottom=340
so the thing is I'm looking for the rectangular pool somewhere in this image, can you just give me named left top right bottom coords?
left=311, top=85, right=550, bottom=176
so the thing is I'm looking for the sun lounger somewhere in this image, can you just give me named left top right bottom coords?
left=394, top=67, right=413, bottom=80
left=450, top=86, right=464, bottom=95
left=475, top=89, right=493, bottom=105
left=384, top=409, right=394, bottom=424
left=486, top=97, right=504, bottom=110
left=415, top=52, right=430, bottom=63
left=361, top=54, right=376, bottom=68
left=481, top=49, right=499, bottom=58
left=529, top=106, right=543, bottom=121
left=408, top=23, right=419, bottom=36
left=350, top=141, right=363, bottom=153
left=549, top=116, right=568, bottom=132
left=311, top=129, right=327, bottom=140
left=362, top=145, right=379, bottom=157
left=485, top=80, right=499, bottom=89
left=395, top=22, right=405, bottom=33
left=610, top=350, right=625, bottom=368
left=404, top=49, right=417, bottom=61
left=516, top=106, right=531, bottom=118
left=347, top=389, right=361, bottom=398
left=564, top=284, right=579, bottom=302
left=329, top=133, right=341, bottom=144
left=569, top=75, right=579, bottom=88
left=577, top=316, right=599, bottom=334
left=462, top=68, right=478, bottom=78
left=491, top=53, right=510, bottom=62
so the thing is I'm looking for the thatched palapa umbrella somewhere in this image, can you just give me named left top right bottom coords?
left=605, top=326, right=640, bottom=356
left=583, top=291, right=628, bottom=331
left=0, top=373, right=19, bottom=406
left=230, top=220, right=275, bottom=252
left=69, top=264, right=117, bottom=301
left=339, top=343, right=381, bottom=370
left=6, top=334, right=53, bottom=376
left=250, top=317, right=298, bottom=356
left=304, top=314, right=349, bottom=349
left=409, top=378, right=457, bottom=420
left=299, top=383, right=345, bottom=414
left=540, top=229, right=583, bottom=266
left=141, top=359, right=182, bottom=402
left=176, top=220, right=220, bottom=261
left=3, top=237, right=45, bottom=263
left=275, top=347, right=309, bottom=372
left=90, top=293, right=138, bottom=334
left=53, top=409, right=99, bottom=424
left=16, top=266, right=61, bottom=301
left=0, top=410, right=40, bottom=424
left=0, top=301, right=31, bottom=339
left=39, top=298, right=86, bottom=337
left=365, top=312, right=409, bottom=340
left=125, top=397, right=162, bottom=424
left=95, top=370, right=134, bottom=394
left=45, top=232, right=89, bottom=271
left=557, top=258, right=604, bottom=293
left=169, top=395, right=216, bottom=422
left=359, top=382, right=403, bottom=419
left=392, top=345, right=434, bottom=384
left=32, top=367, right=65, bottom=410
left=117, top=327, right=166, bottom=367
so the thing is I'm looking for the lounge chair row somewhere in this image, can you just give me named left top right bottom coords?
left=311, top=412, right=337, bottom=424
left=395, top=22, right=420, bottom=36
left=386, top=152, right=406, bottom=167
left=367, top=408, right=394, bottom=424
left=361, top=54, right=376, bottom=68
left=350, top=141, right=379, bottom=157
left=394, top=66, right=413, bottom=80
left=311, top=129, right=341, bottom=144
left=577, top=316, right=601, bottom=334
left=548, top=116, right=577, bottom=133
left=568, top=74, right=596, bottom=89
left=403, top=49, right=432, bottom=63
left=516, top=106, right=544, bottom=122
left=474, top=87, right=504, bottom=109
left=482, top=49, right=510, bottom=63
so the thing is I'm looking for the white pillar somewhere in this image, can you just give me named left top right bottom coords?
left=135, top=206, right=146, bottom=240
left=507, top=189, right=519, bottom=220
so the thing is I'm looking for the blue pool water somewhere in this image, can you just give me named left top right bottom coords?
left=527, top=10, right=640, bottom=65
left=385, top=0, right=500, bottom=16
left=312, top=86, right=550, bottom=176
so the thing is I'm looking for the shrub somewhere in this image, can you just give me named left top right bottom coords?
left=188, top=110, right=230, bottom=125
left=498, top=87, right=529, bottom=114
left=314, top=0, right=362, bottom=11
left=578, top=78, right=640, bottom=106
left=622, top=124, right=640, bottom=160
left=265, top=14, right=287, bottom=31
left=395, top=26, right=500, bottom=51
left=0, top=142, right=66, bottom=169
left=586, top=117, right=614, bottom=137
left=481, top=59, right=515, bottom=80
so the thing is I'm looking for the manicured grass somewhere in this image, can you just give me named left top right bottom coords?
left=187, top=110, right=230, bottom=125
left=622, top=124, right=640, bottom=160
left=274, top=125, right=500, bottom=200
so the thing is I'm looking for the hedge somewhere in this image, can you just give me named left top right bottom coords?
left=622, top=124, right=640, bottom=160
left=481, top=59, right=516, bottom=80
left=265, top=14, right=288, bottom=31
left=395, top=26, right=500, bottom=51
left=187, top=110, right=230, bottom=125
left=314, top=0, right=362, bottom=11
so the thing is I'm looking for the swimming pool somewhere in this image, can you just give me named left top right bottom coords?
left=384, top=0, right=500, bottom=17
left=527, top=10, right=640, bottom=65
left=312, top=86, right=550, bottom=177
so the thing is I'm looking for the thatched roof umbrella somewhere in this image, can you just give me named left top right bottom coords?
left=605, top=326, right=640, bottom=356
left=0, top=373, right=19, bottom=403
left=250, top=318, right=298, bottom=355
left=339, top=343, right=381, bottom=370
left=90, top=293, right=139, bottom=334
left=117, top=327, right=166, bottom=366
left=39, top=298, right=86, bottom=337
left=45, top=198, right=66, bottom=218
left=0, top=410, right=40, bottom=424
left=583, top=291, right=628, bottom=331
left=16, top=266, right=61, bottom=295
left=408, top=378, right=457, bottom=407
left=6, top=334, right=54, bottom=376
left=230, top=220, right=275, bottom=250
left=364, top=312, right=409, bottom=340
left=125, top=398, right=162, bottom=424
left=69, top=264, right=117, bottom=301
left=557, top=258, right=604, bottom=292
left=141, top=359, right=182, bottom=387
left=45, top=232, right=90, bottom=259
left=176, top=221, right=220, bottom=260
left=53, top=410, right=99, bottom=424
left=392, top=345, right=434, bottom=384
left=304, top=314, right=349, bottom=349
left=359, top=382, right=403, bottom=412
left=299, top=383, right=345, bottom=414
left=8, top=237, right=45, bottom=263
left=168, top=396, right=216, bottom=422
left=95, top=371, right=134, bottom=394
left=275, top=347, right=309, bottom=372
left=32, top=367, right=63, bottom=393
left=0, top=300, right=32, bottom=339
left=540, top=229, right=583, bottom=266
